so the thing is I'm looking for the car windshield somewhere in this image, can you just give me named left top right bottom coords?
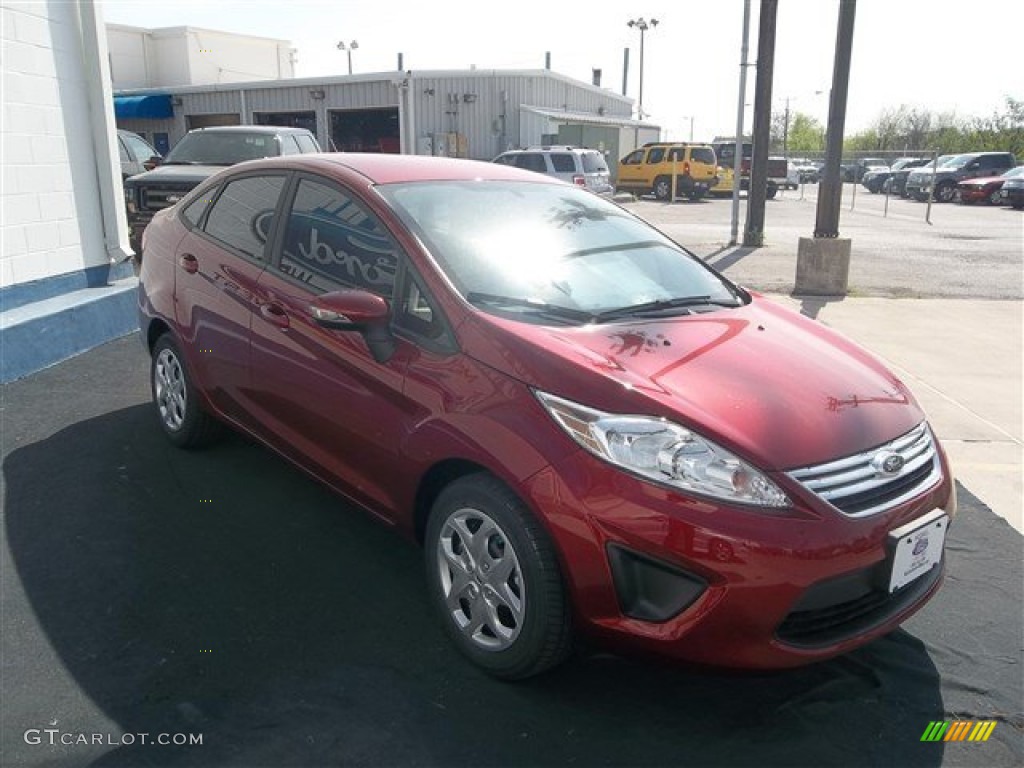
left=164, top=131, right=281, bottom=165
left=1002, top=166, right=1024, bottom=178
left=942, top=154, right=973, bottom=169
left=377, top=181, right=741, bottom=324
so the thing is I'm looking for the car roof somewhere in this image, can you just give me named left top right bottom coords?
left=238, top=153, right=559, bottom=185
left=187, top=125, right=313, bottom=135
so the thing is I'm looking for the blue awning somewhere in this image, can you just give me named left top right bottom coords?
left=114, top=94, right=173, bottom=119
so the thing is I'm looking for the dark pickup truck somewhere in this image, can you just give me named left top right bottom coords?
left=124, top=125, right=321, bottom=258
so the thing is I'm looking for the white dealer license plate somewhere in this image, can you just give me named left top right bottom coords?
left=888, top=510, right=948, bottom=593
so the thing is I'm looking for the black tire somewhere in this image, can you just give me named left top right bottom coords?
left=150, top=333, right=222, bottom=449
left=988, top=189, right=1003, bottom=205
left=653, top=176, right=672, bottom=201
left=424, top=473, right=572, bottom=680
left=765, top=183, right=778, bottom=200
left=935, top=180, right=956, bottom=203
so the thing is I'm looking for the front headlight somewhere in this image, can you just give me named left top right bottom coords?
left=536, top=391, right=790, bottom=508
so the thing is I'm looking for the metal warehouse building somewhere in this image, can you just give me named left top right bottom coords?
left=114, top=69, right=660, bottom=175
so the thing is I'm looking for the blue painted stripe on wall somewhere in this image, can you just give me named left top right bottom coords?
left=1, top=281, right=139, bottom=384
left=0, top=261, right=135, bottom=313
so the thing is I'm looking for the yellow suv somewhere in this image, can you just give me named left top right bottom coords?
left=616, top=143, right=719, bottom=200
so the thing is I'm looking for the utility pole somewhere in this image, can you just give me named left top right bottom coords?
left=783, top=97, right=790, bottom=160
left=743, top=0, right=778, bottom=247
left=729, top=0, right=752, bottom=246
left=627, top=17, right=658, bottom=120
left=795, top=0, right=858, bottom=296
left=815, top=0, right=856, bottom=238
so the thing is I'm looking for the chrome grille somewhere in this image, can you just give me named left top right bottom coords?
left=788, top=423, right=941, bottom=518
left=140, top=184, right=193, bottom=212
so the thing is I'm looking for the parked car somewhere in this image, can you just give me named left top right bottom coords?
left=710, top=141, right=786, bottom=198
left=956, top=165, right=1024, bottom=205
left=139, top=153, right=955, bottom=679
left=492, top=146, right=613, bottom=197
left=124, top=125, right=321, bottom=257
left=905, top=151, right=1017, bottom=202
left=617, top=142, right=719, bottom=200
left=862, top=158, right=929, bottom=194
left=709, top=165, right=736, bottom=196
left=886, top=155, right=955, bottom=198
left=844, top=158, right=889, bottom=182
left=999, top=168, right=1024, bottom=209
left=117, top=130, right=161, bottom=181
left=795, top=163, right=820, bottom=183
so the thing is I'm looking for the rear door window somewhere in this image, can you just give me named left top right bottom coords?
left=514, top=154, right=548, bottom=173
left=647, top=148, right=666, bottom=164
left=550, top=154, right=576, bottom=173
left=202, top=175, right=286, bottom=262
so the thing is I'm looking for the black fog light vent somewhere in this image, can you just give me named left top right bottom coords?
left=607, top=545, right=708, bottom=623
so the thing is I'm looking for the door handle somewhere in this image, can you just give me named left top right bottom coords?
left=260, top=301, right=290, bottom=329
left=179, top=253, right=198, bottom=274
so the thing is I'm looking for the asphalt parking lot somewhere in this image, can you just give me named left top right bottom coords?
left=622, top=184, right=1023, bottom=299
left=2, top=334, right=1022, bottom=767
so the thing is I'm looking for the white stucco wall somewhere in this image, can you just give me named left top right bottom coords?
left=1, top=0, right=109, bottom=288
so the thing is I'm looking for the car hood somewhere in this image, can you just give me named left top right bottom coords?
left=458, top=296, right=923, bottom=471
left=958, top=175, right=1005, bottom=186
left=125, top=164, right=229, bottom=186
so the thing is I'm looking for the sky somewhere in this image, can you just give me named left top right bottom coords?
left=102, top=0, right=1023, bottom=142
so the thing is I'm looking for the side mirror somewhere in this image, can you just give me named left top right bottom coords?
left=144, top=156, right=163, bottom=171
left=310, top=290, right=394, bottom=363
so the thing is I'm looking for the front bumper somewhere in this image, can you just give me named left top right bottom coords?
left=522, top=438, right=954, bottom=668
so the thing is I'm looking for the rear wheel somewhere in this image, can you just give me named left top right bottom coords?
left=653, top=176, right=672, bottom=201
left=425, top=474, right=572, bottom=680
left=150, top=334, right=222, bottom=448
left=765, top=183, right=778, bottom=200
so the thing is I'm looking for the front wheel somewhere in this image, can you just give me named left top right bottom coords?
left=150, top=334, right=222, bottom=448
left=935, top=181, right=956, bottom=203
left=988, top=189, right=1003, bottom=205
left=425, top=474, right=572, bottom=680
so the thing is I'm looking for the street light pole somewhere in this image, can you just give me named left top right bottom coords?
left=337, top=40, right=359, bottom=75
left=626, top=17, right=658, bottom=120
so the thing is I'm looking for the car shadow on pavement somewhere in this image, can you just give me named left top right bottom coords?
left=3, top=404, right=1021, bottom=767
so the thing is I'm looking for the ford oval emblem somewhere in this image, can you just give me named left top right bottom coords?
left=912, top=536, right=929, bottom=556
left=872, top=451, right=905, bottom=477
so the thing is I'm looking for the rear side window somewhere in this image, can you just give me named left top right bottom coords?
left=691, top=147, right=716, bottom=165
left=647, top=148, right=666, bottom=164
left=202, top=175, right=285, bottom=261
left=182, top=186, right=217, bottom=228
left=550, top=154, right=576, bottom=173
left=514, top=154, right=547, bottom=173
left=581, top=153, right=608, bottom=173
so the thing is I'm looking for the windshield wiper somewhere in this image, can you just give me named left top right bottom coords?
left=595, top=296, right=740, bottom=323
left=466, top=292, right=596, bottom=324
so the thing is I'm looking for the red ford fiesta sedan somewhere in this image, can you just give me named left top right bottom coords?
left=137, top=154, right=955, bottom=679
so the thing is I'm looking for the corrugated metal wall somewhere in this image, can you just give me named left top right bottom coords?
left=115, top=71, right=633, bottom=159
